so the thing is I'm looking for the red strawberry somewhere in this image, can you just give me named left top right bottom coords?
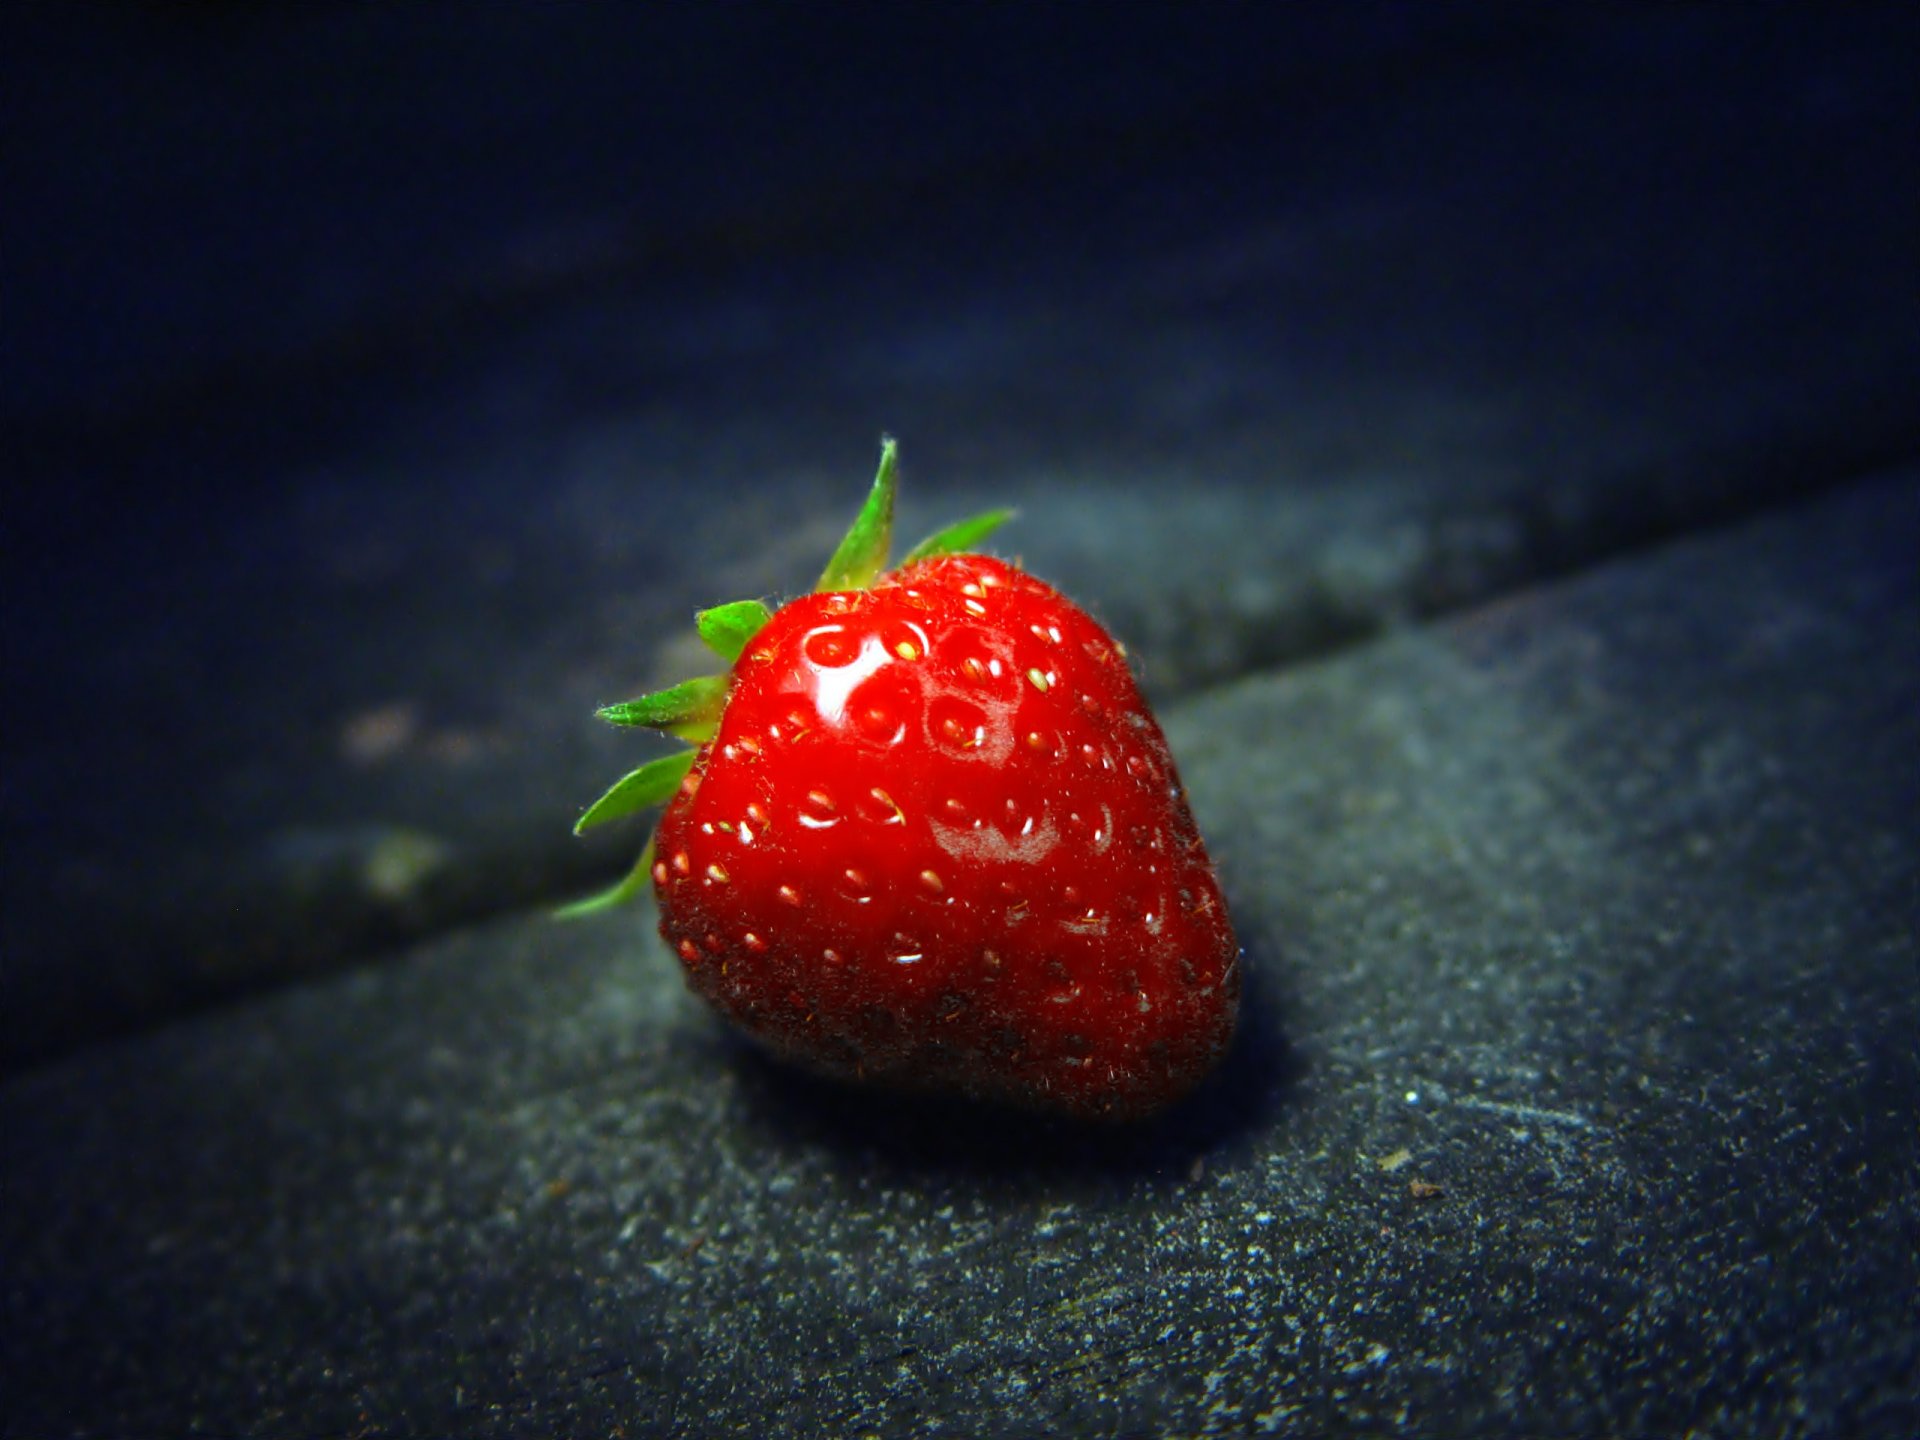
left=566, top=441, right=1238, bottom=1120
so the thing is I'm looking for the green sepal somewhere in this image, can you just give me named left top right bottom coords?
left=596, top=676, right=728, bottom=741
left=815, top=436, right=898, bottom=592
left=901, top=508, right=1016, bottom=566
left=554, top=836, right=656, bottom=920
left=696, top=599, right=772, bottom=662
left=573, top=749, right=697, bottom=835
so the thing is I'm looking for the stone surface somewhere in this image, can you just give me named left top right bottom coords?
left=7, top=4, right=1919, bottom=1074
left=5, top=472, right=1913, bottom=1437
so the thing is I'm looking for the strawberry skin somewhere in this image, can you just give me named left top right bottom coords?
left=649, top=553, right=1240, bottom=1120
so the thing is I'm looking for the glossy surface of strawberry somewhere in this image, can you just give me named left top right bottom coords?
left=650, top=553, right=1239, bottom=1120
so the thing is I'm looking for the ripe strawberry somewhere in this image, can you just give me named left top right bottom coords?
left=566, top=441, right=1239, bottom=1120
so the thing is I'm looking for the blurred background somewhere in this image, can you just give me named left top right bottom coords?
left=5, top=0, right=1918, bottom=1076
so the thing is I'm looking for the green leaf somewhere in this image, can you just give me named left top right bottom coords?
left=816, top=436, right=898, bottom=592
left=573, top=750, right=696, bottom=835
left=900, top=508, right=1016, bottom=566
left=696, top=599, right=773, bottom=663
left=597, top=676, right=728, bottom=741
left=554, top=837, right=656, bottom=920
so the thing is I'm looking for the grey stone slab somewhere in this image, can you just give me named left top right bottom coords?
left=5, top=471, right=1913, bottom=1437
left=8, top=8, right=1918, bottom=1069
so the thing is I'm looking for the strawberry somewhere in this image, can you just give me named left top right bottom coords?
left=565, top=441, right=1239, bottom=1120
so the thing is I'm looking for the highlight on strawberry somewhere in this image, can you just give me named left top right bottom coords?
left=564, top=439, right=1240, bottom=1120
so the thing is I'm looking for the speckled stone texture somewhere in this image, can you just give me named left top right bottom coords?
left=5, top=473, right=1913, bottom=1438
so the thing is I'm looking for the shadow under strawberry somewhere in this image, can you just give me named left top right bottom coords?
left=720, top=928, right=1298, bottom=1185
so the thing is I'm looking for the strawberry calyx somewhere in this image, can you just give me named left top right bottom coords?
left=899, top=507, right=1017, bottom=567
left=813, top=435, right=899, bottom=591
left=595, top=675, right=730, bottom=740
left=571, top=749, right=695, bottom=834
left=559, top=437, right=1011, bottom=918
left=695, top=600, right=774, bottom=663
